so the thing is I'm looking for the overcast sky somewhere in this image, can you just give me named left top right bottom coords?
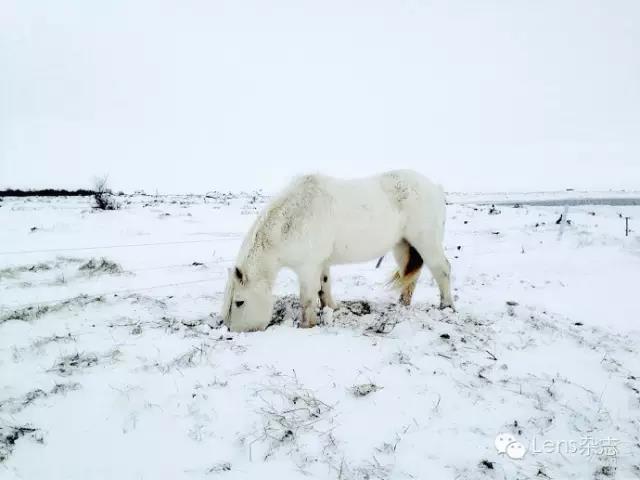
left=1, top=0, right=639, bottom=193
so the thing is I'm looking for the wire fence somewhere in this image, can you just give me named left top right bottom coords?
left=0, top=238, right=231, bottom=256
left=0, top=238, right=237, bottom=312
left=0, top=221, right=588, bottom=314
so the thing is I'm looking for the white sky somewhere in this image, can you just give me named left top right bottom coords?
left=1, top=0, right=639, bottom=193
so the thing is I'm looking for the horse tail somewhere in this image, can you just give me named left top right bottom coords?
left=387, top=242, right=424, bottom=291
left=387, top=268, right=421, bottom=292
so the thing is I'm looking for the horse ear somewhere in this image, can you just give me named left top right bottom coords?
left=234, top=266, right=245, bottom=284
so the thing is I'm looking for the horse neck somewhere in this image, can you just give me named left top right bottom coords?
left=250, top=259, right=277, bottom=291
left=239, top=210, right=282, bottom=289
left=242, top=242, right=279, bottom=290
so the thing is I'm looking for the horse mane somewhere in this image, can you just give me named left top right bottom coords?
left=236, top=175, right=325, bottom=276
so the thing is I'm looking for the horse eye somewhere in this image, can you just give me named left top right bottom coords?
left=235, top=301, right=245, bottom=308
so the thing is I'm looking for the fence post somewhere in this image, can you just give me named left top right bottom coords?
left=557, top=205, right=569, bottom=240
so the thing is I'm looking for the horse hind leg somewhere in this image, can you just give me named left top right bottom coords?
left=405, top=233, right=454, bottom=309
left=391, top=240, right=423, bottom=306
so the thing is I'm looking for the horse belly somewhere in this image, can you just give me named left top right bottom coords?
left=329, top=208, right=403, bottom=264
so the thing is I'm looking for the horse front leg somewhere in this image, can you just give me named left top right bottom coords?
left=297, top=266, right=323, bottom=328
left=319, top=265, right=338, bottom=310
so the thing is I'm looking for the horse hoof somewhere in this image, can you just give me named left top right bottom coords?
left=299, top=316, right=319, bottom=328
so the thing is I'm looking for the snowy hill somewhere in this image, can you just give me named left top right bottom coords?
left=0, top=193, right=639, bottom=479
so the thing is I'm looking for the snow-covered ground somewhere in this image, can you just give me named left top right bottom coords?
left=1, top=192, right=639, bottom=480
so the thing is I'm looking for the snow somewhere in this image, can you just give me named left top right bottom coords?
left=0, top=192, right=639, bottom=479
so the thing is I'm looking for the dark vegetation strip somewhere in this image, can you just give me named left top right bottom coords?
left=0, top=189, right=96, bottom=197
left=474, top=197, right=640, bottom=207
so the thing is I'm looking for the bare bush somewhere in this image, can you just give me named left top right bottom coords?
left=93, top=175, right=119, bottom=210
left=242, top=375, right=335, bottom=464
left=0, top=425, right=40, bottom=463
left=78, top=257, right=123, bottom=275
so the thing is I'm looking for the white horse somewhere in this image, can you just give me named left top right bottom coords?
left=221, top=170, right=454, bottom=332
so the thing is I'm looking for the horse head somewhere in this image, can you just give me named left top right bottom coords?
left=221, top=266, right=273, bottom=332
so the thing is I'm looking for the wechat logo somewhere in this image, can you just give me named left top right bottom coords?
left=495, top=433, right=526, bottom=459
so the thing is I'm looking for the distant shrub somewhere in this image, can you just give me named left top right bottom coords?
left=93, top=176, right=119, bottom=210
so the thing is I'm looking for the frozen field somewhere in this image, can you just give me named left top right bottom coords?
left=1, top=192, right=639, bottom=480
